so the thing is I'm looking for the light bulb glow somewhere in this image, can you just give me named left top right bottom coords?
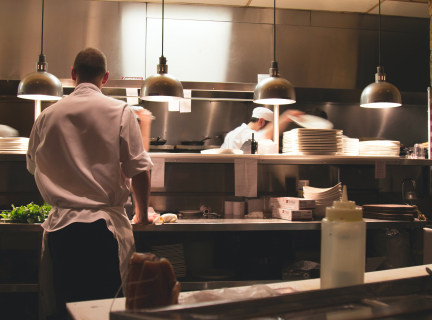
left=360, top=102, right=401, bottom=108
left=18, top=94, right=62, bottom=101
left=254, top=98, right=296, bottom=105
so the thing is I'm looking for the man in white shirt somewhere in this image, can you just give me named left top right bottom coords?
left=221, top=107, right=301, bottom=149
left=27, top=47, right=156, bottom=318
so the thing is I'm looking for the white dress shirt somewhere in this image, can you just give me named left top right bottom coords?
left=27, top=83, right=153, bottom=315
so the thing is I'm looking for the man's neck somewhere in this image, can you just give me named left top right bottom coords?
left=75, top=80, right=103, bottom=90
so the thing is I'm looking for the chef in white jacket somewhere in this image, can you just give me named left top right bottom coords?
left=221, top=107, right=301, bottom=149
left=27, top=47, right=157, bottom=319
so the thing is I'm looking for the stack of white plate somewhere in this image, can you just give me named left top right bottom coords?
left=290, top=129, right=343, bottom=156
left=150, top=243, right=187, bottom=278
left=282, top=131, right=292, bottom=154
left=303, top=183, right=342, bottom=219
left=0, top=137, right=29, bottom=154
left=341, top=137, right=359, bottom=156
left=359, top=140, right=400, bottom=156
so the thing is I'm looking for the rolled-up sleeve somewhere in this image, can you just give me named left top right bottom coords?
left=119, top=106, right=154, bottom=178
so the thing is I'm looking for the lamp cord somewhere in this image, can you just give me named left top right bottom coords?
left=162, top=0, right=164, bottom=58
left=41, top=0, right=44, bottom=55
left=273, top=0, right=276, bottom=62
left=378, top=0, right=381, bottom=67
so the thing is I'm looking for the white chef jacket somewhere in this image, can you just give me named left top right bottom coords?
left=221, top=123, right=267, bottom=149
left=27, top=83, right=153, bottom=315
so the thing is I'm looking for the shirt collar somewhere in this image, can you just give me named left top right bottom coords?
left=72, top=83, right=103, bottom=95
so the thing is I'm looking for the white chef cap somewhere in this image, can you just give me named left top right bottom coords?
left=252, top=107, right=273, bottom=122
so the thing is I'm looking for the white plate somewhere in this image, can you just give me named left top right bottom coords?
left=289, top=114, right=334, bottom=129
left=303, top=183, right=341, bottom=192
left=292, top=135, right=342, bottom=140
left=304, top=191, right=341, bottom=198
left=201, top=148, right=244, bottom=155
left=292, top=128, right=342, bottom=133
left=292, top=133, right=342, bottom=138
left=292, top=141, right=341, bottom=145
left=297, top=151, right=337, bottom=155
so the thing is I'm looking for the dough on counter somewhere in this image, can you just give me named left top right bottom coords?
left=152, top=213, right=178, bottom=225
left=126, top=252, right=181, bottom=310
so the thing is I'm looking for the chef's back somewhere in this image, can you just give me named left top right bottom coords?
left=27, top=84, right=151, bottom=209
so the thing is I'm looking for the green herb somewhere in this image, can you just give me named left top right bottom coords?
left=0, top=202, right=52, bottom=223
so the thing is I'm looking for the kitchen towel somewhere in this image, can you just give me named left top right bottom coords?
left=233, top=201, right=245, bottom=218
left=150, top=157, right=165, bottom=188
left=234, top=159, right=258, bottom=197
left=225, top=201, right=234, bottom=215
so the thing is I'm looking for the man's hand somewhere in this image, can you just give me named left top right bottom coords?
left=133, top=211, right=159, bottom=225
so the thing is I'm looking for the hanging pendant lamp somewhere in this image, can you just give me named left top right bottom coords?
left=140, top=0, right=183, bottom=102
left=360, top=0, right=401, bottom=108
left=254, top=0, right=295, bottom=105
left=17, top=0, right=63, bottom=101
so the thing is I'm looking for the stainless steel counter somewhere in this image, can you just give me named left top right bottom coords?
left=2, top=153, right=432, bottom=166
left=0, top=218, right=426, bottom=233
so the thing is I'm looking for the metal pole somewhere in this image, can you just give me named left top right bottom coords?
left=273, top=105, right=279, bottom=151
left=428, top=87, right=431, bottom=196
left=35, top=100, right=41, bottom=121
left=428, top=87, right=431, bottom=159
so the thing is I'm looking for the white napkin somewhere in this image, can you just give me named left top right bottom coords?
left=153, top=213, right=178, bottom=225
left=245, top=211, right=264, bottom=219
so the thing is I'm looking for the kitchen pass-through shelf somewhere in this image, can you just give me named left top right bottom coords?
left=1, top=153, right=432, bottom=166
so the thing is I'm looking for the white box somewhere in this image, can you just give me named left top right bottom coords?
left=270, top=197, right=315, bottom=210
left=272, top=209, right=313, bottom=221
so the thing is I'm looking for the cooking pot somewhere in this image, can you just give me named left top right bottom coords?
left=181, top=136, right=210, bottom=146
left=150, top=137, right=167, bottom=145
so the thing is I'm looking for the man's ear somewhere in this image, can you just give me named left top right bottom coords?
left=102, top=71, right=109, bottom=85
left=71, top=67, right=77, bottom=81
left=258, top=118, right=266, bottom=128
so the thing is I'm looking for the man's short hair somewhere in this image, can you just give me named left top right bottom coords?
left=73, top=47, right=107, bottom=83
left=250, top=117, right=270, bottom=127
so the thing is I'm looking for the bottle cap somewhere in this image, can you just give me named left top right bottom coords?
left=325, top=185, right=363, bottom=221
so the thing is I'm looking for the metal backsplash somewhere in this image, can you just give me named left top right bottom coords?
left=143, top=100, right=428, bottom=148
left=0, top=1, right=429, bottom=147
left=0, top=1, right=428, bottom=91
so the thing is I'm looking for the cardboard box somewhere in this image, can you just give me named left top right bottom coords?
left=272, top=208, right=313, bottom=221
left=270, top=197, right=315, bottom=210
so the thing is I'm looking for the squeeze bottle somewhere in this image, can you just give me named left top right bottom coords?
left=320, top=185, right=366, bottom=289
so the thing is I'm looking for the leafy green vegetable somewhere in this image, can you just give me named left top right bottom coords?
left=0, top=202, right=52, bottom=223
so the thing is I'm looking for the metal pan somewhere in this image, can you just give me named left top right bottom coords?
left=181, top=136, right=210, bottom=146
left=150, top=137, right=167, bottom=145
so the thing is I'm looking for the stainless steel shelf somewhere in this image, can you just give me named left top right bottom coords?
left=0, top=219, right=426, bottom=233
left=2, top=153, right=431, bottom=165
left=131, top=218, right=426, bottom=232
left=148, top=153, right=432, bottom=166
